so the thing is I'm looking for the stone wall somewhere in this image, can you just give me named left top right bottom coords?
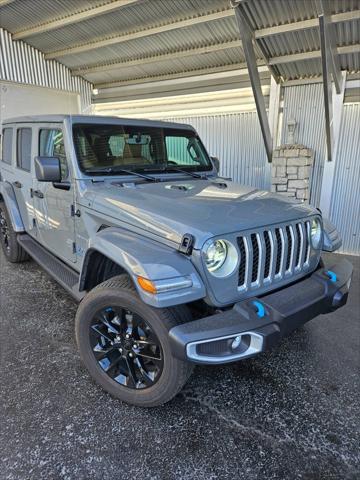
left=271, top=145, right=314, bottom=202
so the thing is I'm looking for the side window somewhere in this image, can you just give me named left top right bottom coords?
left=39, top=129, right=69, bottom=180
left=17, top=128, right=32, bottom=171
left=2, top=128, right=13, bottom=164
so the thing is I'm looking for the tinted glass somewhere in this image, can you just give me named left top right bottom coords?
left=2, top=128, right=13, bottom=164
left=17, top=128, right=32, bottom=171
left=73, top=124, right=212, bottom=174
left=39, top=129, right=69, bottom=180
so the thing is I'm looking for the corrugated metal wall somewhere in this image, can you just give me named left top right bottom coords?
left=0, top=28, right=92, bottom=111
left=280, top=83, right=326, bottom=207
left=329, top=103, right=360, bottom=255
left=165, top=113, right=270, bottom=189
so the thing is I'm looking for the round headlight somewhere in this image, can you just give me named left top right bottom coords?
left=204, top=240, right=228, bottom=272
left=310, top=218, right=322, bottom=249
left=204, top=239, right=238, bottom=277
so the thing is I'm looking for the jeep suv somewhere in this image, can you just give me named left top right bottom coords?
left=0, top=115, right=352, bottom=407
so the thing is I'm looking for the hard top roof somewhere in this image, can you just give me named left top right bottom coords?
left=2, top=114, right=195, bottom=131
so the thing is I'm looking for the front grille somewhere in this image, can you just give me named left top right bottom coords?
left=237, top=220, right=312, bottom=290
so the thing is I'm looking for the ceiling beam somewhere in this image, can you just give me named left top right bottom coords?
left=72, top=39, right=360, bottom=78
left=71, top=40, right=243, bottom=75
left=255, top=10, right=360, bottom=39
left=232, top=1, right=273, bottom=162
left=94, top=63, right=262, bottom=89
left=268, top=43, right=360, bottom=65
left=12, top=0, right=139, bottom=40
left=44, top=8, right=360, bottom=60
left=45, top=9, right=234, bottom=59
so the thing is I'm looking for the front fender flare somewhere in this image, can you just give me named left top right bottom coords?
left=80, top=227, right=206, bottom=308
left=0, top=181, right=25, bottom=232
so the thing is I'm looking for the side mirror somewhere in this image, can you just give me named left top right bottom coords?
left=211, top=156, right=220, bottom=172
left=35, top=156, right=61, bottom=182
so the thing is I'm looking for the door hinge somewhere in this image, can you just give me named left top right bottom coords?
left=179, top=233, right=195, bottom=255
left=70, top=205, right=81, bottom=217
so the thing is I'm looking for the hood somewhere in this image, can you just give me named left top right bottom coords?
left=82, top=178, right=317, bottom=248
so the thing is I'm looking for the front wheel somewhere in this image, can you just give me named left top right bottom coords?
left=75, top=275, right=193, bottom=407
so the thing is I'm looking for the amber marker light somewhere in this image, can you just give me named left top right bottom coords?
left=137, top=276, right=157, bottom=294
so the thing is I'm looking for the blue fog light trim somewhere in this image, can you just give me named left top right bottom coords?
left=326, top=270, right=337, bottom=283
left=252, top=300, right=266, bottom=318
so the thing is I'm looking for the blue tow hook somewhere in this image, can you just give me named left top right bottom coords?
left=325, top=270, right=337, bottom=283
left=252, top=300, right=266, bottom=318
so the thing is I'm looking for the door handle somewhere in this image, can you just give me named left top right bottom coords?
left=32, top=189, right=44, bottom=199
left=13, top=181, right=22, bottom=188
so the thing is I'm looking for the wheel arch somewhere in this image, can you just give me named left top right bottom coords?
left=79, top=227, right=206, bottom=308
left=0, top=181, right=25, bottom=232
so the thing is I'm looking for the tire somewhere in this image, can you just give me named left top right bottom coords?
left=0, top=201, right=29, bottom=263
left=75, top=274, right=194, bottom=407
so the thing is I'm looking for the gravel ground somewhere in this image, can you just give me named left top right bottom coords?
left=0, top=250, right=359, bottom=480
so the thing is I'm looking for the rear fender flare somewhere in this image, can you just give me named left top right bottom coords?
left=0, top=181, right=25, bottom=232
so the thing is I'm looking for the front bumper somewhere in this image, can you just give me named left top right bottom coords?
left=169, top=258, right=353, bottom=364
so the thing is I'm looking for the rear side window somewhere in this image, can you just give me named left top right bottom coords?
left=17, top=128, right=32, bottom=171
left=39, top=129, right=69, bottom=180
left=2, top=128, right=13, bottom=164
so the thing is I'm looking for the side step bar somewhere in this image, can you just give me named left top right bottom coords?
left=17, top=234, right=84, bottom=302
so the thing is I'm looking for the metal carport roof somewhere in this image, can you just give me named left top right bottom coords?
left=1, top=0, right=359, bottom=102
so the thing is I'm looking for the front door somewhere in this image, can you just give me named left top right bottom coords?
left=33, top=126, right=76, bottom=263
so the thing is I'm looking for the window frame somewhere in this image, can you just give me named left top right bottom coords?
left=1, top=128, right=13, bottom=165
left=38, top=127, right=69, bottom=181
left=16, top=127, right=32, bottom=172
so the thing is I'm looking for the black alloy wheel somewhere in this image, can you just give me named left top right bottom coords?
left=76, top=275, right=194, bottom=407
left=90, top=306, right=163, bottom=389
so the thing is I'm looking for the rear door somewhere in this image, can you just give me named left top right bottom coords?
left=11, top=126, right=36, bottom=236
left=32, top=124, right=76, bottom=263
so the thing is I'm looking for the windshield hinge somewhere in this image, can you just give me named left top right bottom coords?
left=179, top=234, right=195, bottom=255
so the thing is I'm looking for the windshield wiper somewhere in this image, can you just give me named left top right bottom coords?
left=85, top=166, right=159, bottom=182
left=143, top=165, right=207, bottom=179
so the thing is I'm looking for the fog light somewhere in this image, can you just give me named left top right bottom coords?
left=231, top=336, right=242, bottom=350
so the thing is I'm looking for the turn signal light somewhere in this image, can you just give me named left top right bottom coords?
left=137, top=276, right=157, bottom=294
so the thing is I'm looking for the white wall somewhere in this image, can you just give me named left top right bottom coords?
left=0, top=82, right=80, bottom=125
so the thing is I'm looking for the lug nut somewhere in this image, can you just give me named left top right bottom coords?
left=119, top=348, right=123, bottom=353
left=125, top=334, right=130, bottom=339
left=129, top=352, right=133, bottom=357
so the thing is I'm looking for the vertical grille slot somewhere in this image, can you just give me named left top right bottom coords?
left=295, top=223, right=302, bottom=268
left=264, top=231, right=272, bottom=279
left=275, top=228, right=282, bottom=275
left=304, top=221, right=311, bottom=264
left=251, top=234, right=259, bottom=283
left=285, top=226, right=292, bottom=271
left=237, top=237, right=246, bottom=287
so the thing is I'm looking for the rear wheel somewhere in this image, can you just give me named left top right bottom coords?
left=75, top=275, right=193, bottom=407
left=0, top=201, right=29, bottom=263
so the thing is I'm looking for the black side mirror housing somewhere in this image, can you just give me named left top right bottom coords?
left=211, top=156, right=220, bottom=172
left=35, top=156, right=61, bottom=182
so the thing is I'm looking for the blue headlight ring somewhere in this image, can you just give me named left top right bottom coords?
left=252, top=300, right=266, bottom=318
left=325, top=270, right=337, bottom=283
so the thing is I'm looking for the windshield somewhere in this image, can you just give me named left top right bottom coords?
left=73, top=124, right=212, bottom=175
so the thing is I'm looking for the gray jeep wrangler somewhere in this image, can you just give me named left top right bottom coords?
left=0, top=115, right=352, bottom=407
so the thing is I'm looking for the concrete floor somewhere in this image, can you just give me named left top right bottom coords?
left=0, top=250, right=359, bottom=480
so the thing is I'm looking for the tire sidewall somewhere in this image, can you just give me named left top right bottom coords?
left=0, top=202, right=16, bottom=261
left=76, top=286, right=188, bottom=407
